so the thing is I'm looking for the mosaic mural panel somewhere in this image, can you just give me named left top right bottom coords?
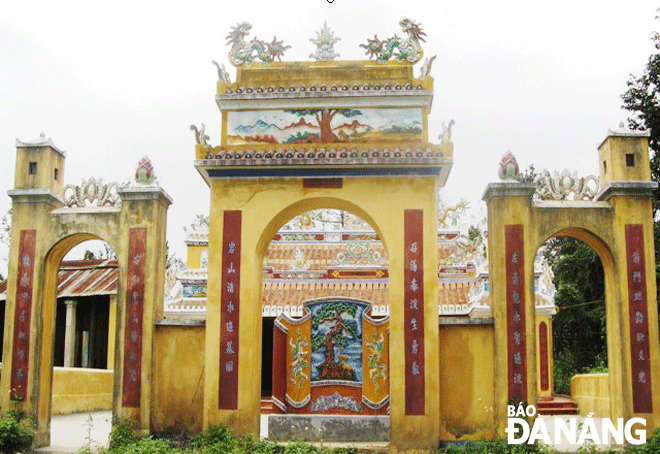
left=308, top=299, right=369, bottom=383
left=227, top=108, right=422, bottom=146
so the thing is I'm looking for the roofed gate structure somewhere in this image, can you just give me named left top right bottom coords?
left=193, top=19, right=450, bottom=450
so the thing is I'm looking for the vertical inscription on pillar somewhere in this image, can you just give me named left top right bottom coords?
left=625, top=224, right=653, bottom=413
left=505, top=224, right=527, bottom=402
left=11, top=230, right=36, bottom=400
left=122, top=227, right=146, bottom=408
left=404, top=209, right=425, bottom=415
left=539, top=321, right=549, bottom=392
left=219, top=211, right=242, bottom=410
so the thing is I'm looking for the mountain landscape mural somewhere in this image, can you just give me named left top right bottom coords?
left=227, top=108, right=422, bottom=145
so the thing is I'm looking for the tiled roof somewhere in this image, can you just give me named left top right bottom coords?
left=57, top=260, right=118, bottom=297
left=262, top=281, right=388, bottom=309
left=0, top=260, right=118, bottom=301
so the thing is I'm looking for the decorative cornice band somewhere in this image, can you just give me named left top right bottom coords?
left=595, top=181, right=658, bottom=201
left=7, top=189, right=64, bottom=207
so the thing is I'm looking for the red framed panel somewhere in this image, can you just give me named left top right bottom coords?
left=539, top=321, right=549, bottom=392
left=625, top=224, right=653, bottom=413
left=404, top=209, right=425, bottom=415
left=10, top=230, right=36, bottom=400
left=302, top=178, right=343, bottom=189
left=122, top=227, right=146, bottom=407
left=271, top=321, right=287, bottom=413
left=505, top=224, right=527, bottom=402
left=219, top=211, right=242, bottom=409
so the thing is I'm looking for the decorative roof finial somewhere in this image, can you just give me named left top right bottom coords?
left=360, top=18, right=426, bottom=64
left=309, top=22, right=340, bottom=61
left=135, top=156, right=156, bottom=185
left=420, top=55, right=436, bottom=78
left=212, top=61, right=231, bottom=83
left=439, top=120, right=455, bottom=144
left=190, top=124, right=210, bottom=146
left=498, top=151, right=520, bottom=182
left=226, top=22, right=290, bottom=67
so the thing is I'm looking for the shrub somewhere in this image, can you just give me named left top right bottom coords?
left=0, top=411, right=34, bottom=454
left=108, top=416, right=138, bottom=449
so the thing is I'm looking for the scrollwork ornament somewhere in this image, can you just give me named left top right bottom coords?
left=535, top=169, right=599, bottom=201
left=63, top=178, right=120, bottom=207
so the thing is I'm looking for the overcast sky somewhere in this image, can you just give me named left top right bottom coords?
left=1, top=1, right=658, bottom=274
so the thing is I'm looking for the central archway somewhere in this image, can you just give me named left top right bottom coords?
left=259, top=207, right=391, bottom=438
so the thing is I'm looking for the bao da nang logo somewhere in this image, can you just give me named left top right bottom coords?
left=506, top=404, right=647, bottom=446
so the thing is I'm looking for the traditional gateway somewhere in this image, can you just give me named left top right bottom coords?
left=2, top=20, right=660, bottom=452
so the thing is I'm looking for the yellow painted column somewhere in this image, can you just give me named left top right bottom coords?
left=107, top=295, right=117, bottom=370
left=483, top=182, right=537, bottom=435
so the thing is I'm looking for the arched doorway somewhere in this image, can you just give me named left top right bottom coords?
left=260, top=209, right=390, bottom=436
left=46, top=238, right=119, bottom=448
left=533, top=234, right=607, bottom=415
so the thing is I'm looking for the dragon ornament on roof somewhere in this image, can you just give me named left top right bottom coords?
left=360, top=18, right=426, bottom=64
left=226, top=22, right=290, bottom=67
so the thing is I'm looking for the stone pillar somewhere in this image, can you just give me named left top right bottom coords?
left=63, top=300, right=77, bottom=368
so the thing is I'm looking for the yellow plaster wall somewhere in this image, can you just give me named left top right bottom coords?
left=186, top=246, right=206, bottom=269
left=571, top=373, right=611, bottom=418
left=51, top=367, right=113, bottom=415
left=204, top=175, right=440, bottom=450
left=151, top=325, right=205, bottom=434
left=438, top=325, right=496, bottom=440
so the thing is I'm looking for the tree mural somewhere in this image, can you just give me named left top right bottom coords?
left=283, top=109, right=362, bottom=142
left=311, top=300, right=361, bottom=381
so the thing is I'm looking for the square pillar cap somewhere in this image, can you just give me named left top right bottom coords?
left=16, top=133, right=65, bottom=157
left=482, top=182, right=536, bottom=203
left=598, top=124, right=650, bottom=149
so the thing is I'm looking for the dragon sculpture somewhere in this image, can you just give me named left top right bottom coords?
left=360, top=18, right=426, bottom=64
left=226, top=22, right=290, bottom=67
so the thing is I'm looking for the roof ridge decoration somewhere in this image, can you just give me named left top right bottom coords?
left=360, top=18, right=426, bottom=64
left=310, top=22, right=340, bottom=62
left=226, top=22, right=290, bottom=67
left=63, top=177, right=120, bottom=208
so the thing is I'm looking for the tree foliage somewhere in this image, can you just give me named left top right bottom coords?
left=621, top=9, right=660, bottom=302
left=544, top=238, right=607, bottom=394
